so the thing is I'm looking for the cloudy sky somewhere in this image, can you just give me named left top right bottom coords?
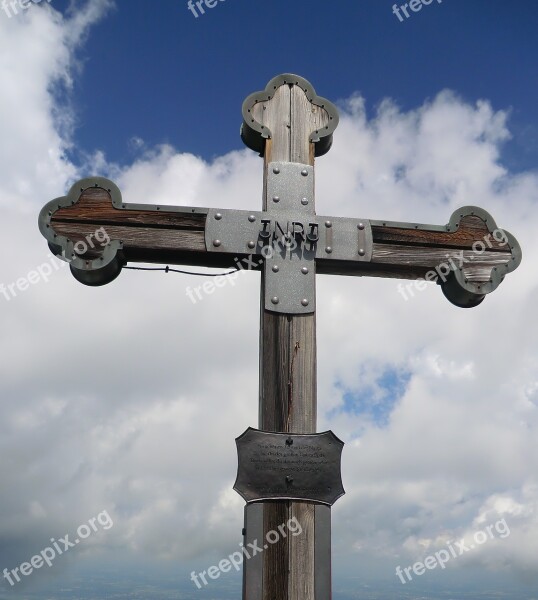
left=1, top=1, right=537, bottom=598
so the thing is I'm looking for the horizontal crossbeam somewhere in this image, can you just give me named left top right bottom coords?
left=39, top=177, right=521, bottom=308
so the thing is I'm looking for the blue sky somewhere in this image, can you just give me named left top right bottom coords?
left=1, top=1, right=538, bottom=599
left=54, top=0, right=538, bottom=170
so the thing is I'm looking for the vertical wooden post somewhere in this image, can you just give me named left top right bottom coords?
left=260, top=84, right=317, bottom=600
left=246, top=82, right=330, bottom=600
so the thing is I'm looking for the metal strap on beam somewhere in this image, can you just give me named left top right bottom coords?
left=205, top=162, right=372, bottom=314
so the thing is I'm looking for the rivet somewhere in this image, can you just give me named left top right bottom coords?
left=273, top=196, right=280, bottom=203
left=273, top=167, right=280, bottom=174
left=359, top=249, right=365, bottom=256
left=301, top=299, right=309, bottom=307
left=325, top=221, right=332, bottom=228
left=301, top=198, right=309, bottom=205
left=213, top=240, right=221, bottom=247
left=248, top=215, right=256, bottom=222
left=272, top=265, right=279, bottom=273
left=271, top=296, right=280, bottom=305
left=215, top=213, right=222, bottom=220
left=358, top=222, right=365, bottom=230
left=247, top=241, right=256, bottom=249
left=301, top=267, right=309, bottom=274
left=326, top=246, right=332, bottom=254
left=301, top=169, right=308, bottom=176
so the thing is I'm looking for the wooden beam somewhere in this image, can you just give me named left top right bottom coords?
left=256, top=82, right=328, bottom=600
left=48, top=191, right=516, bottom=286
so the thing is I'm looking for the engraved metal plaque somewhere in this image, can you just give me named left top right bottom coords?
left=234, top=428, right=345, bottom=506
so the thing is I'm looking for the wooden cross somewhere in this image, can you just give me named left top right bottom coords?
left=38, top=74, right=521, bottom=600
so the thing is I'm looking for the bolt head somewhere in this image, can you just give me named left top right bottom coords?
left=272, top=265, right=280, bottom=273
left=271, top=296, right=280, bottom=305
left=273, top=167, right=280, bottom=174
left=213, top=240, right=221, bottom=247
left=301, top=267, right=309, bottom=274
left=325, top=221, right=332, bottom=228
left=301, top=198, right=309, bottom=205
left=248, top=215, right=256, bottom=222
left=301, top=299, right=309, bottom=307
left=359, top=248, right=365, bottom=256
left=325, top=246, right=332, bottom=254
left=247, top=241, right=256, bottom=249
left=358, top=223, right=365, bottom=230
left=273, top=196, right=280, bottom=203
left=301, top=169, right=308, bottom=176
left=215, top=213, right=223, bottom=220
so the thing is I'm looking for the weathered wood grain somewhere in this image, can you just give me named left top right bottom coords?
left=51, top=222, right=206, bottom=253
left=52, top=187, right=206, bottom=229
left=372, top=217, right=508, bottom=251
left=256, top=82, right=331, bottom=600
left=371, top=242, right=512, bottom=284
left=316, top=259, right=505, bottom=283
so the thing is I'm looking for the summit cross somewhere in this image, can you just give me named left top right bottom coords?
left=39, top=74, right=521, bottom=600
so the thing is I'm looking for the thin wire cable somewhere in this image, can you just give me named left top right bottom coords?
left=124, top=265, right=239, bottom=277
